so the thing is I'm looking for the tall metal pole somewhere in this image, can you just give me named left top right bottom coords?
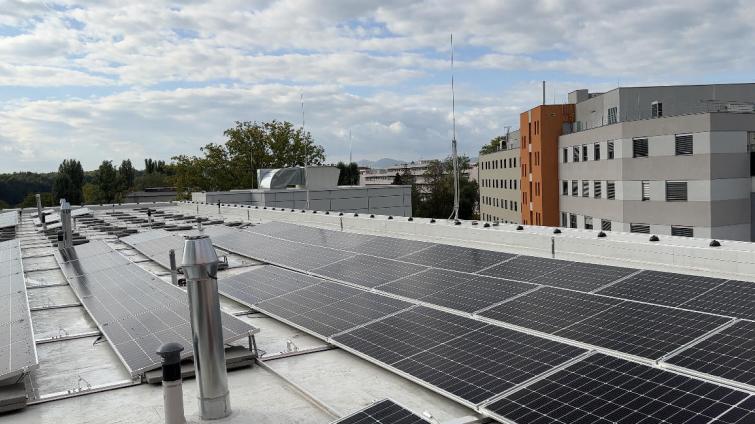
left=449, top=33, right=460, bottom=221
left=181, top=235, right=231, bottom=420
left=301, top=92, right=310, bottom=210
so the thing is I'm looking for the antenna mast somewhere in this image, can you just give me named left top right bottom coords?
left=349, top=129, right=353, bottom=165
left=449, top=33, right=460, bottom=221
left=301, top=92, right=310, bottom=209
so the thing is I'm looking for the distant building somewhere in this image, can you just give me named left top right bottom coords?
left=478, top=130, right=521, bottom=223
left=360, top=159, right=473, bottom=193
left=559, top=84, right=755, bottom=240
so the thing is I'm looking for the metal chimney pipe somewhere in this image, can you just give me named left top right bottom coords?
left=60, top=200, right=73, bottom=249
left=542, top=80, right=546, bottom=105
left=156, top=342, right=187, bottom=424
left=35, top=194, right=45, bottom=231
left=181, top=235, right=231, bottom=420
left=169, top=249, right=178, bottom=286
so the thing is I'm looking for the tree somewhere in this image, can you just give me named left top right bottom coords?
left=18, top=192, right=53, bottom=208
left=391, top=172, right=402, bottom=185
left=337, top=162, right=360, bottom=185
left=0, top=172, right=56, bottom=207
left=480, top=135, right=509, bottom=155
left=172, top=120, right=326, bottom=195
left=144, top=158, right=166, bottom=174
left=82, top=183, right=101, bottom=205
left=93, top=161, right=119, bottom=203
left=52, top=159, right=85, bottom=204
left=413, top=156, right=478, bottom=220
left=118, top=159, right=136, bottom=192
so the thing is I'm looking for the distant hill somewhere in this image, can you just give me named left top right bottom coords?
left=357, top=158, right=403, bottom=169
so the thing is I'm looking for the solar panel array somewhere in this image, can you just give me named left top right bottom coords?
left=54, top=240, right=257, bottom=376
left=205, top=222, right=755, bottom=422
left=0, top=211, right=19, bottom=229
left=121, top=229, right=186, bottom=270
left=0, top=240, right=38, bottom=380
left=332, top=399, right=430, bottom=424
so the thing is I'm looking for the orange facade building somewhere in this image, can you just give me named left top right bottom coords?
left=520, top=104, right=575, bottom=226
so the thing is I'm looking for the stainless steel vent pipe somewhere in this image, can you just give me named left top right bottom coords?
left=181, top=235, right=231, bottom=420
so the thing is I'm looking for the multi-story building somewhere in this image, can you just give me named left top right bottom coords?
left=479, top=130, right=521, bottom=223
left=558, top=84, right=755, bottom=241
left=360, top=159, right=473, bottom=193
left=520, top=104, right=575, bottom=226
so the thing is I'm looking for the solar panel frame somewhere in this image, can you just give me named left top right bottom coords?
left=477, top=255, right=571, bottom=283
left=596, top=270, right=729, bottom=307
left=482, top=353, right=752, bottom=424
left=664, top=320, right=755, bottom=391
left=397, top=244, right=516, bottom=274
left=531, top=261, right=638, bottom=292
left=678, top=279, right=755, bottom=321
left=715, top=396, right=755, bottom=424
left=217, top=265, right=323, bottom=305
left=311, top=255, right=427, bottom=289
left=331, top=398, right=431, bottom=424
left=54, top=240, right=257, bottom=376
left=0, top=239, right=39, bottom=380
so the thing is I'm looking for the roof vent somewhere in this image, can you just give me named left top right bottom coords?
left=471, top=221, right=478, bottom=226
left=263, top=207, right=267, bottom=210
left=454, top=220, right=461, bottom=225
left=312, top=211, right=317, bottom=214
left=483, top=223, right=490, bottom=228
left=408, top=217, right=413, bottom=221
left=354, top=213, right=359, bottom=217
left=271, top=207, right=275, bottom=210
left=649, top=235, right=660, bottom=242
left=709, top=239, right=721, bottom=247
left=325, top=211, right=330, bottom=215
left=430, top=219, right=436, bottom=223
left=339, top=212, right=343, bottom=216
left=388, top=216, right=393, bottom=220
left=516, top=225, right=524, bottom=230
left=597, top=231, right=606, bottom=238
left=553, top=228, right=561, bottom=234
left=370, top=214, right=375, bottom=218
left=291, top=209, right=295, bottom=212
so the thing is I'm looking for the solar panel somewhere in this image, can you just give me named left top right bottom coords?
left=0, top=240, right=38, bottom=380
left=478, top=287, right=623, bottom=333
left=555, top=301, right=732, bottom=360
left=374, top=268, right=473, bottom=300
left=54, top=241, right=257, bottom=376
left=332, top=399, right=430, bottom=424
left=253, top=280, right=411, bottom=338
left=312, top=255, right=427, bottom=289
left=209, top=228, right=354, bottom=271
left=484, top=353, right=752, bottom=424
left=477, top=255, right=570, bottom=282
left=679, top=279, right=755, bottom=320
left=334, top=307, right=586, bottom=406
left=397, top=244, right=515, bottom=273
left=218, top=265, right=322, bottom=305
left=596, top=270, right=728, bottom=306
left=121, top=230, right=187, bottom=270
left=531, top=261, right=637, bottom=292
left=350, top=236, right=436, bottom=260
left=665, top=320, right=755, bottom=389
left=716, top=396, right=755, bottom=424
left=0, top=211, right=18, bottom=229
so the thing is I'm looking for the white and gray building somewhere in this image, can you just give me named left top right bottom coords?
left=559, top=84, right=755, bottom=241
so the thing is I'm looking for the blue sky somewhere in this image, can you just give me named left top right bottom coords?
left=1, top=0, right=754, bottom=172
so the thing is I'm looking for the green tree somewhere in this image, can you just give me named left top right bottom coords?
left=52, top=159, right=85, bottom=204
left=336, top=162, right=360, bottom=185
left=144, top=158, right=167, bottom=174
left=414, top=156, right=478, bottom=220
left=118, top=159, right=136, bottom=192
left=18, top=192, right=53, bottom=208
left=0, top=199, right=8, bottom=209
left=82, top=183, right=101, bottom=205
left=93, top=161, right=119, bottom=203
left=0, top=172, right=56, bottom=206
left=480, top=135, right=508, bottom=155
left=172, top=120, right=325, bottom=195
left=391, top=172, right=402, bottom=185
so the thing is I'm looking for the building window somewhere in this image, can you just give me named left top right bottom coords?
left=633, top=138, right=649, bottom=158
left=630, top=223, right=650, bottom=234
left=607, top=107, right=617, bottom=124
left=571, top=180, right=578, bottom=197
left=573, top=146, right=580, bottom=162
left=593, top=181, right=601, bottom=198
left=561, top=212, right=567, bottom=227
left=594, top=142, right=601, bottom=160
left=666, top=181, right=688, bottom=201
left=671, top=226, right=694, bottom=237
left=582, top=180, right=589, bottom=197
left=651, top=101, right=663, bottom=118
left=584, top=216, right=593, bottom=230
left=607, top=181, right=616, bottom=199
left=641, top=181, right=650, bottom=201
left=562, top=180, right=568, bottom=195
left=601, top=219, right=611, bottom=231
left=675, top=134, right=693, bottom=155
left=563, top=148, right=568, bottom=163
left=607, top=141, right=615, bottom=159
left=569, top=214, right=577, bottom=229
left=582, top=145, right=588, bottom=161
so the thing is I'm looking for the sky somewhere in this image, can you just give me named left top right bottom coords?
left=1, top=0, right=754, bottom=172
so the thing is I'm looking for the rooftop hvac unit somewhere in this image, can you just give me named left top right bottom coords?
left=257, top=167, right=305, bottom=189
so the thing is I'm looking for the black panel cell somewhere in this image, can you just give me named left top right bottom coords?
left=218, top=265, right=322, bottom=305
left=597, top=270, right=727, bottom=307
left=254, top=281, right=411, bottom=338
left=398, top=244, right=515, bottom=273
left=334, top=399, right=429, bottom=424
left=376, top=268, right=474, bottom=300
left=312, top=255, right=427, bottom=288
left=555, top=301, right=732, bottom=360
left=478, top=287, right=623, bottom=333
left=716, top=396, right=755, bottom=424
left=666, top=320, right=755, bottom=387
left=392, top=324, right=586, bottom=405
left=351, top=236, right=436, bottom=260
left=679, top=279, right=755, bottom=320
left=421, top=275, right=535, bottom=313
left=485, top=353, right=750, bottom=424
left=532, top=261, right=637, bottom=292
left=477, top=255, right=570, bottom=282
